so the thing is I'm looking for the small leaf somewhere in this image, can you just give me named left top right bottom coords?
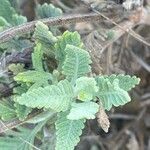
left=0, top=100, right=16, bottom=121
left=56, top=111, right=85, bottom=150
left=14, top=103, right=32, bottom=121
left=96, top=77, right=131, bottom=110
left=15, top=80, right=74, bottom=112
left=103, top=74, right=140, bottom=91
left=33, top=21, right=57, bottom=48
left=12, top=14, right=27, bottom=26
left=14, top=70, right=52, bottom=83
left=0, top=0, right=15, bottom=23
left=8, top=63, right=25, bottom=75
left=0, top=16, right=10, bottom=31
left=55, top=31, right=83, bottom=69
left=36, top=3, right=62, bottom=18
left=62, top=45, right=91, bottom=81
left=67, top=102, right=99, bottom=120
left=32, top=43, right=44, bottom=71
left=75, top=77, right=98, bottom=101
left=0, top=16, right=9, bottom=26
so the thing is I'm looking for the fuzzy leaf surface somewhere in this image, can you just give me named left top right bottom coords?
left=32, top=43, right=44, bottom=71
left=56, top=111, right=85, bottom=150
left=0, top=121, right=47, bottom=150
left=0, top=100, right=16, bottom=121
left=14, top=70, right=52, bottom=83
left=33, top=21, right=57, bottom=48
left=102, top=74, right=140, bottom=91
left=55, top=31, right=82, bottom=69
left=12, top=14, right=27, bottom=26
left=0, top=0, right=15, bottom=23
left=67, top=102, right=99, bottom=120
left=96, top=77, right=131, bottom=110
left=75, top=77, right=98, bottom=101
left=36, top=3, right=62, bottom=18
left=15, top=80, right=73, bottom=112
left=62, top=45, right=91, bottom=81
left=14, top=103, right=32, bottom=121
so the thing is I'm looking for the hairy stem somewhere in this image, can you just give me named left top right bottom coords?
left=0, top=13, right=102, bottom=44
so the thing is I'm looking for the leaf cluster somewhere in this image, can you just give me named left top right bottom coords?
left=0, top=1, right=140, bottom=150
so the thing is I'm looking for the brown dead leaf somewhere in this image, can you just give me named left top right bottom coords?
left=97, top=104, right=110, bottom=133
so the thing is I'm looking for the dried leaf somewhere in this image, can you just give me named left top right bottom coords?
left=97, top=104, right=110, bottom=133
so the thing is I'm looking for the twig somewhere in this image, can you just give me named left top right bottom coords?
left=0, top=13, right=102, bottom=44
left=130, top=50, right=150, bottom=72
left=109, top=114, right=136, bottom=120
left=82, top=1, right=150, bottom=47
left=140, top=99, right=150, bottom=108
left=0, top=110, right=43, bottom=133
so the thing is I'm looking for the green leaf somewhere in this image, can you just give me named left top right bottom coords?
left=13, top=83, right=29, bottom=95
left=14, top=103, right=32, bottom=121
left=0, top=38, right=33, bottom=51
left=14, top=70, right=52, bottom=83
left=96, top=77, right=131, bottom=110
left=0, top=16, right=9, bottom=26
left=75, top=77, right=98, bottom=101
left=32, top=42, right=44, bottom=71
left=56, top=111, right=85, bottom=150
left=62, top=45, right=91, bottom=81
left=12, top=14, right=27, bottom=26
left=13, top=82, right=32, bottom=121
left=15, top=80, right=74, bottom=112
left=0, top=120, right=47, bottom=150
left=0, top=100, right=16, bottom=121
left=67, top=102, right=99, bottom=120
left=33, top=21, right=57, bottom=49
left=103, top=74, right=140, bottom=91
left=55, top=31, right=83, bottom=69
left=36, top=3, right=62, bottom=18
left=0, top=16, right=10, bottom=31
left=0, top=0, right=15, bottom=23
left=8, top=63, right=25, bottom=75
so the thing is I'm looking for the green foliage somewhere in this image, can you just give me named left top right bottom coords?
left=0, top=0, right=15, bottom=23
left=67, top=102, right=99, bottom=120
left=32, top=42, right=44, bottom=71
left=11, top=14, right=27, bottom=26
left=14, top=42, right=53, bottom=89
left=102, top=74, right=140, bottom=91
left=14, top=103, right=32, bottom=121
left=55, top=31, right=83, bottom=69
left=33, top=21, right=57, bottom=49
left=0, top=10, right=140, bottom=149
left=8, top=63, right=25, bottom=75
left=75, top=77, right=98, bottom=101
left=0, top=17, right=9, bottom=26
left=36, top=3, right=62, bottom=19
left=0, top=17, right=9, bottom=31
left=62, top=45, right=91, bottom=81
left=14, top=70, right=52, bottom=84
left=56, top=111, right=85, bottom=150
left=96, top=77, right=131, bottom=110
left=0, top=100, right=16, bottom=121
left=0, top=38, right=32, bottom=52
left=15, top=80, right=74, bottom=112
left=0, top=120, right=47, bottom=150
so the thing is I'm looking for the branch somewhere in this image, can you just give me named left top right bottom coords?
left=0, top=110, right=56, bottom=133
left=0, top=13, right=102, bottom=44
